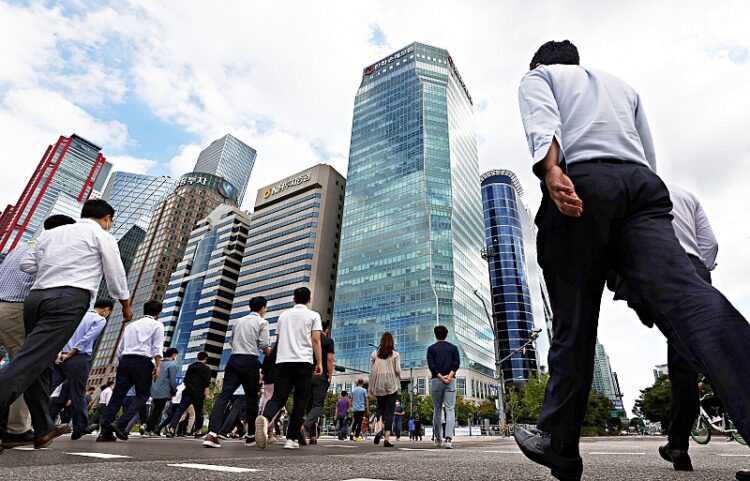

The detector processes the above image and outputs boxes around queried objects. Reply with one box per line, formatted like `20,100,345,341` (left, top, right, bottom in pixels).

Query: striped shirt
0,243,35,302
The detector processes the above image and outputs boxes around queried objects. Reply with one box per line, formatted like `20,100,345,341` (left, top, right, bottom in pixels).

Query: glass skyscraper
0,134,111,260
333,43,495,399
480,169,552,385
193,134,256,204
161,204,251,375
100,172,177,241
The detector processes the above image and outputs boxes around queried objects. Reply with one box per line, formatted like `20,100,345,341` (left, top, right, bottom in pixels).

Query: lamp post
474,287,506,433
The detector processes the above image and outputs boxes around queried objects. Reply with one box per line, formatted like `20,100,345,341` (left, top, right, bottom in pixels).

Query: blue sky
1,0,749,412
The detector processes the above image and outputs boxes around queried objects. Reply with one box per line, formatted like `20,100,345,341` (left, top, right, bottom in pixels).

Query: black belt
570,159,647,166
122,354,152,360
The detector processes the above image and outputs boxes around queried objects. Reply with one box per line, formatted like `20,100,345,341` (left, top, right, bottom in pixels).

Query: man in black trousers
0,200,132,452
513,40,750,481
167,351,212,437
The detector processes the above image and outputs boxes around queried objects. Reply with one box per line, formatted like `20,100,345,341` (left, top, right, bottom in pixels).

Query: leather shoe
658,443,693,471
514,427,583,481
298,426,308,446
34,424,70,449
1,430,35,448
111,423,129,441
737,470,750,481
96,432,117,442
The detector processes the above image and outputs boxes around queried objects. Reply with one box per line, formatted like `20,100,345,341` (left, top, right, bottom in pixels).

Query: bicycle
691,394,746,445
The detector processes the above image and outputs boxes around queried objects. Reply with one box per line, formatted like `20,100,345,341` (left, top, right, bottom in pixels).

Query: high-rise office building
193,134,256,204
161,204,251,375
0,134,111,260
33,192,83,233
100,172,176,241
592,339,620,402
222,164,345,368
89,135,254,385
332,43,494,400
480,169,553,385
95,225,147,301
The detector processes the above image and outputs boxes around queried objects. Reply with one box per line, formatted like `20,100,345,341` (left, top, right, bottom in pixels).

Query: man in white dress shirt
0,199,132,452
610,185,718,471
98,300,164,442
512,40,750,481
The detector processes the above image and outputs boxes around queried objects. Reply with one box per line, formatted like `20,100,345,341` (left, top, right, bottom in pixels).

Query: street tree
634,374,671,427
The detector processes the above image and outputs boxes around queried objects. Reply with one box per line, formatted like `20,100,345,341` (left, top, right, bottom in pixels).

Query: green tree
415,395,434,422
454,395,477,425
477,400,499,423
582,390,615,435
634,374,671,427
517,373,548,423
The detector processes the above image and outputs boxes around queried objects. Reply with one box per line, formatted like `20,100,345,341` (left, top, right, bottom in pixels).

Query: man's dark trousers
352,411,365,437
168,392,205,431
0,287,90,439
620,255,710,451
103,355,153,430
303,374,330,434
220,396,247,435
145,398,169,432
261,362,312,441
536,161,750,452
50,353,91,434
208,354,259,435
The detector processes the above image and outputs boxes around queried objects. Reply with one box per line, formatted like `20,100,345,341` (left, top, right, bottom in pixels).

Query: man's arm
634,94,657,171
695,202,718,270
311,330,323,376
168,363,177,393
326,352,334,383
258,321,270,353
98,234,133,321
67,317,106,359
19,241,39,275
426,346,437,378
151,325,165,381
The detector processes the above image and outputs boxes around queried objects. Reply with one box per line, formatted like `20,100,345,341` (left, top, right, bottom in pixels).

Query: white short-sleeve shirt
275,304,323,364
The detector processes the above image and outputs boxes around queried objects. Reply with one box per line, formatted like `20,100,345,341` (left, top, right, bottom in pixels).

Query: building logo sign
263,172,312,199
218,180,237,200
177,176,209,187
363,45,414,75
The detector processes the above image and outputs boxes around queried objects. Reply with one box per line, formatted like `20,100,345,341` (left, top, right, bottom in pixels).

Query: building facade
222,164,345,368
592,340,619,401
0,134,111,260
161,204,251,375
89,134,254,385
332,43,494,401
480,169,552,385
193,134,256,204
96,225,147,301
100,172,176,241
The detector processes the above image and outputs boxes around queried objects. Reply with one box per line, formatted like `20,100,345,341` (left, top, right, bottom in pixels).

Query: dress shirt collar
293,304,309,310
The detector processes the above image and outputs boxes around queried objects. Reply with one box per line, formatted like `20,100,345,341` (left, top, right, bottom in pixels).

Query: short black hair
143,299,163,317
94,298,115,310
197,351,209,361
322,321,330,332
43,214,76,230
87,386,95,392
249,296,267,312
106,381,114,387
293,286,311,305
434,325,448,341
165,347,178,358
100,384,109,390
530,40,579,70
341,390,348,397
81,199,115,220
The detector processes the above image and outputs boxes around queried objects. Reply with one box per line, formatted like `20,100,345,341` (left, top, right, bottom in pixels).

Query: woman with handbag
368,331,401,448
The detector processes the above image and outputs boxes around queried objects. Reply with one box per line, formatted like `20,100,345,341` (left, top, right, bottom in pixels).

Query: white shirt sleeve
116,333,125,359
312,312,323,332
518,68,563,167
151,323,165,358
259,320,270,352
694,202,718,270
19,241,40,275
97,232,129,300
634,94,657,171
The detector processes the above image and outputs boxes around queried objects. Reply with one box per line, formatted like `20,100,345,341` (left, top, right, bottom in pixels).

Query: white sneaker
435,438,442,448
255,416,269,449
444,439,453,449
283,439,300,450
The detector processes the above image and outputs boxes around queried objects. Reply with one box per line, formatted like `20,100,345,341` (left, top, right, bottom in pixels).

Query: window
456,377,466,396
417,377,426,395
345,382,352,393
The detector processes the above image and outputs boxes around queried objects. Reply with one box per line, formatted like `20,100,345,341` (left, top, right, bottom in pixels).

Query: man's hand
121,303,134,321
153,366,160,382
314,363,323,376
544,164,583,217
328,375,333,384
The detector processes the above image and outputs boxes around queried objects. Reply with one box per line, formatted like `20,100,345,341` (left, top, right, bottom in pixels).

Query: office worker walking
427,325,459,449
204,296,269,448
369,331,401,448
166,351,212,437
98,300,163,442
513,40,750,481
143,347,179,436
0,200,132,452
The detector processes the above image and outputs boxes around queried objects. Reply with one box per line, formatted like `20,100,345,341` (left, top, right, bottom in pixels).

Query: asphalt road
1,434,747,480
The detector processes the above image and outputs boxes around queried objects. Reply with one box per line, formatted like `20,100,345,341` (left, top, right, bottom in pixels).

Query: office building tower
0,134,111,260
332,43,494,400
160,204,251,375
33,192,83,233
222,164,345,368
100,172,177,241
653,364,669,380
592,339,620,402
480,169,553,385
88,135,254,385
96,225,147,301
193,134,256,204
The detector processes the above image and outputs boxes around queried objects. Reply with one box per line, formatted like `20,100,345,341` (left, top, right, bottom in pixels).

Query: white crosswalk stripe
588,452,645,455
65,452,132,459
168,463,258,473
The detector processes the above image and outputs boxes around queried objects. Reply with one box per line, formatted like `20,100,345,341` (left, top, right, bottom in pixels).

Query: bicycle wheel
729,421,747,446
691,417,711,445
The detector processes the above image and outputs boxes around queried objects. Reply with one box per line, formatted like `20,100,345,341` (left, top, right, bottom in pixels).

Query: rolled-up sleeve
98,233,129,300
518,68,563,166
19,242,40,275
258,320,270,352
151,324,165,358
695,203,718,270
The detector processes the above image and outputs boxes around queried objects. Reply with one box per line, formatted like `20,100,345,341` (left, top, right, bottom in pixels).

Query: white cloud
107,155,157,175
167,143,203,178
